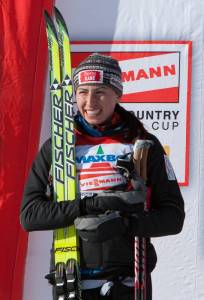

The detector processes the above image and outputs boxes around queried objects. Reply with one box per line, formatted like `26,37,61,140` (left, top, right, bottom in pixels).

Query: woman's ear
116,95,121,103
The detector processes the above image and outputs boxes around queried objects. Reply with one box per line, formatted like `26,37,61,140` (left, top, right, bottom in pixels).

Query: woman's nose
86,91,96,106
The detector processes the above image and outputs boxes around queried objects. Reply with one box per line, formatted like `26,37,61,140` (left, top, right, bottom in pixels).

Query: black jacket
20,106,185,275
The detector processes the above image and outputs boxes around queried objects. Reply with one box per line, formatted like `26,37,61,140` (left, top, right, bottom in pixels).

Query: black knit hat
73,53,123,96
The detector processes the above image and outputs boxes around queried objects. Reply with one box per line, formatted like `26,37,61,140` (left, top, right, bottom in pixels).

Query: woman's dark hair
116,104,147,142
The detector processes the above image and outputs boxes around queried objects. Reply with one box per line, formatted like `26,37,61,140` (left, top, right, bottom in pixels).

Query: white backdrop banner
72,41,192,185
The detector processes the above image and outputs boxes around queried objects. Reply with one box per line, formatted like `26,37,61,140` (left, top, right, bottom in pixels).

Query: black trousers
82,274,152,300
82,284,133,300
53,274,152,300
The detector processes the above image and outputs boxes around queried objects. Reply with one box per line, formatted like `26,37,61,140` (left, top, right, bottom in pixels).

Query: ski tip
44,10,54,29
44,10,58,40
54,6,69,35
44,10,51,22
54,6,61,18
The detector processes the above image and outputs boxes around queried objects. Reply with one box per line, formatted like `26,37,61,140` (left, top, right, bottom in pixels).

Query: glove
81,189,146,215
116,152,147,190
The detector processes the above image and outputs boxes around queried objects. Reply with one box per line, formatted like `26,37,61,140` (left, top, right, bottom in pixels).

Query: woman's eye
96,91,105,96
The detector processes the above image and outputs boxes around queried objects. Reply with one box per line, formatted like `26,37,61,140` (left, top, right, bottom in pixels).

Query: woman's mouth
85,109,101,117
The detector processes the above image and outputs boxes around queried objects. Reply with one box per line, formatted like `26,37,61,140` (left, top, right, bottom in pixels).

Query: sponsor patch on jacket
76,143,133,191
164,155,176,180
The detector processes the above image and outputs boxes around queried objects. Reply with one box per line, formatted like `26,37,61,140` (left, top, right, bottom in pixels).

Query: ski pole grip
133,139,153,182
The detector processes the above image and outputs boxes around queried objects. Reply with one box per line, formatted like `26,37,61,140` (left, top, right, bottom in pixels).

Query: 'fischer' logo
55,246,79,252
53,94,64,184
64,90,75,180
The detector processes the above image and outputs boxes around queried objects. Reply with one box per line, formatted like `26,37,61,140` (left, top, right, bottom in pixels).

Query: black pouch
74,211,127,242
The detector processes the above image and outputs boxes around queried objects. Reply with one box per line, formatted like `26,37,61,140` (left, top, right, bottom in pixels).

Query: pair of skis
44,8,81,300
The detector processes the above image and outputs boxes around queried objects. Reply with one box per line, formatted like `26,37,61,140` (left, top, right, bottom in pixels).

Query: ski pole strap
100,281,114,296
